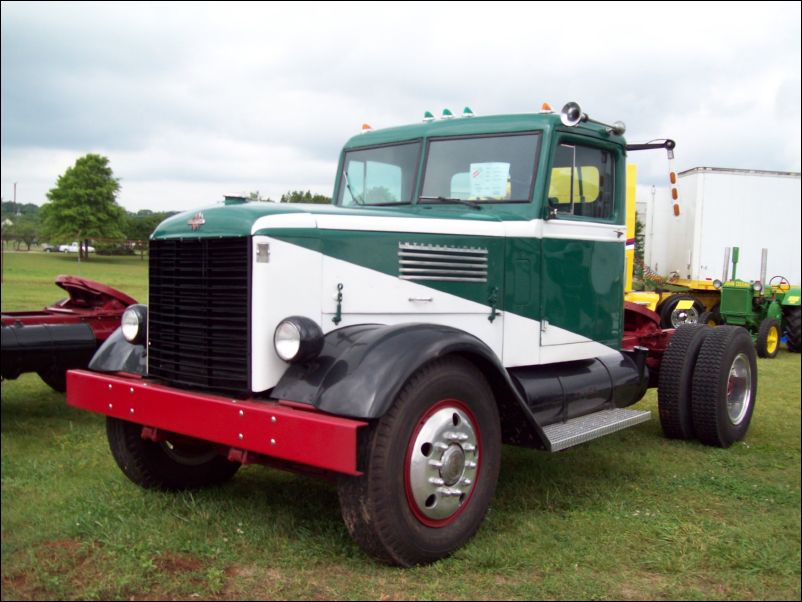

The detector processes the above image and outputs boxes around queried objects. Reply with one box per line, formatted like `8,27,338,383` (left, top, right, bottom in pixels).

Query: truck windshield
337,141,421,206
421,133,541,203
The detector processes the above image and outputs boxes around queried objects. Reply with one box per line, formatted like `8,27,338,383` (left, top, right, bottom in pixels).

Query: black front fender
271,323,525,421
88,327,147,375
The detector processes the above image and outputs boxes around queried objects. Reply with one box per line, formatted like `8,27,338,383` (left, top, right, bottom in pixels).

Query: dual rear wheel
658,325,757,447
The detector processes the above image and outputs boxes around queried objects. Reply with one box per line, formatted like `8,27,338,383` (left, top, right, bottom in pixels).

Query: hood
151,201,505,239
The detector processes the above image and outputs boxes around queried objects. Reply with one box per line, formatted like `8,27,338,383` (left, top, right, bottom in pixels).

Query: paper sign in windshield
469,162,510,199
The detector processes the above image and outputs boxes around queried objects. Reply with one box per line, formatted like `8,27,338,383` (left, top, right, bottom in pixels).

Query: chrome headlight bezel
121,304,148,345
273,316,324,363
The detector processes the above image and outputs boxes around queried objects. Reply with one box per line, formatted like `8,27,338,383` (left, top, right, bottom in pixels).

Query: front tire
756,318,781,358
337,357,501,566
106,417,240,490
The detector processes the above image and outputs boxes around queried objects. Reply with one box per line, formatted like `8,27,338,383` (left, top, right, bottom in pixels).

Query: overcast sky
2,1,800,213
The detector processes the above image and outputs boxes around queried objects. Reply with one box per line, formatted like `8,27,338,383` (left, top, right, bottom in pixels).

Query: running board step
542,408,651,452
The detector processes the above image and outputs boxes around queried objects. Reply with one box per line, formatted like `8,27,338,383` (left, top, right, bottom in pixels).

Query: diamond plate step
542,408,651,452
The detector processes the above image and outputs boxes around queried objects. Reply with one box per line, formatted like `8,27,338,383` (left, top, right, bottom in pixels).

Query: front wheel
337,357,501,566
756,318,781,358
106,417,240,490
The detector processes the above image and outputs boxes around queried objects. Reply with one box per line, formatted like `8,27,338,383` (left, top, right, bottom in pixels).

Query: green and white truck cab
67,103,758,566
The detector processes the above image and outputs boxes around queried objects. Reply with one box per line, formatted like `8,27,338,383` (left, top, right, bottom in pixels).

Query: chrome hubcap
440,445,466,486
408,405,479,521
726,353,752,425
672,306,699,327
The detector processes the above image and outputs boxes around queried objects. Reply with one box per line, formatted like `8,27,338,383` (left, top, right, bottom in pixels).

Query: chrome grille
148,237,250,393
398,242,488,282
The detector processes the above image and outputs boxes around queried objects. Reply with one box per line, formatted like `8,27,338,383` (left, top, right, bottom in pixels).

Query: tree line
1,154,331,259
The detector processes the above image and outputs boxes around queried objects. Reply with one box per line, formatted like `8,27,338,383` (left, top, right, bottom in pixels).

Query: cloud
2,1,800,211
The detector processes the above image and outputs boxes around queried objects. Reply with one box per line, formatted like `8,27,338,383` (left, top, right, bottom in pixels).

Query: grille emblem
187,212,206,231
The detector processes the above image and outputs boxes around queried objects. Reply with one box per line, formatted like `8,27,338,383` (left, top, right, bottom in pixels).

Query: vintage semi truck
66,103,758,566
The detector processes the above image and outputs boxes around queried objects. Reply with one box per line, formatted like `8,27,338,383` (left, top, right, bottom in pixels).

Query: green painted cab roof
343,112,625,149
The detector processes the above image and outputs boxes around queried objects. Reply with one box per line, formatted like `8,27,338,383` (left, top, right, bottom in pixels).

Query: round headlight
752,280,763,292
713,279,722,289
121,304,148,344
273,316,324,363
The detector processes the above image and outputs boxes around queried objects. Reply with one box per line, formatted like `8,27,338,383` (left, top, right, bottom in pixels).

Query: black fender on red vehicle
88,327,147,375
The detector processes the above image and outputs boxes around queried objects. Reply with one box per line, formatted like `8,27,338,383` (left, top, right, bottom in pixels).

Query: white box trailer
645,167,801,284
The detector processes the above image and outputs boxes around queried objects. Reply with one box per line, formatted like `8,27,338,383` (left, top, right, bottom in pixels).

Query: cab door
539,137,626,360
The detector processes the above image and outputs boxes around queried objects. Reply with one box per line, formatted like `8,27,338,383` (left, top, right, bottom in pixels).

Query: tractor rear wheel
784,306,801,352
756,318,781,358
690,327,757,448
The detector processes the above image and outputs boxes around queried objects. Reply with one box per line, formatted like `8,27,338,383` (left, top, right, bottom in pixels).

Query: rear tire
756,318,781,358
106,417,240,490
337,357,501,566
784,306,801,352
658,324,709,439
690,327,757,448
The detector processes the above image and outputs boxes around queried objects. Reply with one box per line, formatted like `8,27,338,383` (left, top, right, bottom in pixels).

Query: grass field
1,249,149,310
1,250,800,600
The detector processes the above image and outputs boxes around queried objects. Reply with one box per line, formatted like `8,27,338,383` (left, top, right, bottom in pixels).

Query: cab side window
548,144,614,220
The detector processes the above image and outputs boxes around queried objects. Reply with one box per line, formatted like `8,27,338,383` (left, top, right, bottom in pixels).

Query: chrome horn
560,101,626,136
560,101,587,127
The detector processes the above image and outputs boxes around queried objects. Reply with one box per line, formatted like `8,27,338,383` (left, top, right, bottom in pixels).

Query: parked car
60,242,96,253
40,243,59,253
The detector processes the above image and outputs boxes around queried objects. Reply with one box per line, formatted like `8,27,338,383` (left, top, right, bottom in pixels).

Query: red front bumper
66,370,367,475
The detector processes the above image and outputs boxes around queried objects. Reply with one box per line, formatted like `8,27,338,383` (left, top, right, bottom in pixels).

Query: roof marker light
423,111,435,122
462,106,475,118
361,123,372,133
540,102,553,113
442,108,454,119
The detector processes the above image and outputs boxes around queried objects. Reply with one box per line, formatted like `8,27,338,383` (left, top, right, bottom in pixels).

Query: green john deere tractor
700,247,801,358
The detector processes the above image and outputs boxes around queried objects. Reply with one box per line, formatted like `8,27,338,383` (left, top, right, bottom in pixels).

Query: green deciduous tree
40,154,125,260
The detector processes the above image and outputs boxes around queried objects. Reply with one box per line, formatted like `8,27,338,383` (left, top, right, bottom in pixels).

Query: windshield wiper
342,169,364,205
419,195,482,210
